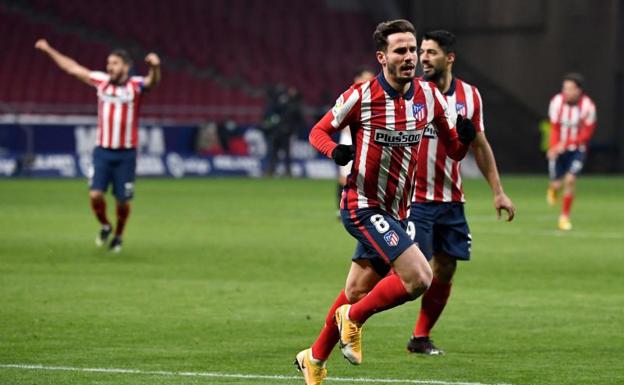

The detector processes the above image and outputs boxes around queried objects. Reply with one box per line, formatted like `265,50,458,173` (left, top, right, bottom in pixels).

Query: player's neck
436,72,453,94
384,72,412,95
110,74,129,85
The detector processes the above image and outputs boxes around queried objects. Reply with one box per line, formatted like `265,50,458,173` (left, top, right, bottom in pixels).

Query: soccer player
295,20,476,385
405,30,515,355
35,39,161,252
335,67,375,214
546,73,596,230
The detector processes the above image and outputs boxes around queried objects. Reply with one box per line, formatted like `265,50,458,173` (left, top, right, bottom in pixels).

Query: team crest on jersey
383,230,400,247
456,102,467,116
412,103,426,121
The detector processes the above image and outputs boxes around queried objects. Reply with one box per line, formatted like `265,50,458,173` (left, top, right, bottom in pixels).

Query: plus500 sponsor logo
374,129,422,147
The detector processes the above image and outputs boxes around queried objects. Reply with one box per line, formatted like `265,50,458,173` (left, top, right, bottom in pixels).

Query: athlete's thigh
349,241,392,278
567,150,585,176
112,150,137,201
433,203,472,261
341,208,414,264
90,147,112,192
390,242,431,288
407,203,438,261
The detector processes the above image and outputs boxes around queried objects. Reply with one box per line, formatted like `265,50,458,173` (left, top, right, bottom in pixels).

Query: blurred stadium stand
0,0,375,123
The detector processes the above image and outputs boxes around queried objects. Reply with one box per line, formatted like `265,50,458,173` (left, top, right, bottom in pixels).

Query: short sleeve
130,76,145,93
89,71,110,87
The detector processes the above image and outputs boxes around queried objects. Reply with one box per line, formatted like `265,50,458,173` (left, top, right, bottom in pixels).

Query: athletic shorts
549,150,585,180
408,202,472,261
89,146,137,201
341,207,414,277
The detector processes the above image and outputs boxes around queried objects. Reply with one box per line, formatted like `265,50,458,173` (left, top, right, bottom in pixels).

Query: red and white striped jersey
310,73,468,220
89,71,145,149
413,77,484,203
548,93,597,152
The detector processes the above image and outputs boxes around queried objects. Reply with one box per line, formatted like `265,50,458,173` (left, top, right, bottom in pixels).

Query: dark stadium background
1,0,622,175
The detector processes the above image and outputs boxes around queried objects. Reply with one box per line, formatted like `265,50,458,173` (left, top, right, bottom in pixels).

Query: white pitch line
0,363,516,385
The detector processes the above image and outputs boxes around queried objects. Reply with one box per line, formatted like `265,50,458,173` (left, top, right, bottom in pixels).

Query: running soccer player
546,73,596,230
295,20,476,385
335,67,375,215
35,39,161,252
405,30,515,355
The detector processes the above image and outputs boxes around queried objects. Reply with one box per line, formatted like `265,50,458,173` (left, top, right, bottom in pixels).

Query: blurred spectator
196,122,224,155
217,118,238,153
263,85,304,177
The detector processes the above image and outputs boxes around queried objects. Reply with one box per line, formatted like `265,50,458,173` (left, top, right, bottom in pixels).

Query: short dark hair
563,72,584,89
109,49,133,66
354,65,374,78
422,30,456,54
373,19,416,52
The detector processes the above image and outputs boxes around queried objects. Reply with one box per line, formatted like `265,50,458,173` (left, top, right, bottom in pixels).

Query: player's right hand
456,115,476,145
35,39,50,51
546,142,564,160
332,144,355,166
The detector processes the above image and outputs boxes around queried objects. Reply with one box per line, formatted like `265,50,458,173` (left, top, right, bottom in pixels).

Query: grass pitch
1,176,623,385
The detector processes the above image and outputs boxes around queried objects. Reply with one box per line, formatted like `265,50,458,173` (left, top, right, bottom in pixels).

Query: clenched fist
35,39,50,52
145,53,160,67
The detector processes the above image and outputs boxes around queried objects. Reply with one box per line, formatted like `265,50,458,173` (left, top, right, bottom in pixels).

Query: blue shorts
341,208,415,277
408,202,471,261
89,147,137,201
549,150,585,180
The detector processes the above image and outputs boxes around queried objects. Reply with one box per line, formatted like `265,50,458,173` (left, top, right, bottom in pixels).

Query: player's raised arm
35,39,91,86
143,52,161,90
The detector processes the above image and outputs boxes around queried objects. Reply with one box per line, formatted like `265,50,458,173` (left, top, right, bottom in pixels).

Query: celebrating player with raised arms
35,39,161,252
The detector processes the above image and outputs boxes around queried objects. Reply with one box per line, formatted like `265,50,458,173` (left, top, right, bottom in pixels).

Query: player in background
335,67,375,215
405,30,515,355
546,73,596,230
35,39,161,252
295,20,476,385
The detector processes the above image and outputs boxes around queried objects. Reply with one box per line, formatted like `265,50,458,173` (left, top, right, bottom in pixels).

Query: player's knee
345,284,368,303
89,190,104,200
403,265,432,298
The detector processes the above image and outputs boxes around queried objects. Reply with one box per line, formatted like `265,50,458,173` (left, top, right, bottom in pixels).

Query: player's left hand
145,53,160,67
456,115,476,145
494,192,515,221
332,144,355,166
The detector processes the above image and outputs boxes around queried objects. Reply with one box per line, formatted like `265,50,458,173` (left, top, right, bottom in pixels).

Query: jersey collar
444,76,457,96
377,72,415,100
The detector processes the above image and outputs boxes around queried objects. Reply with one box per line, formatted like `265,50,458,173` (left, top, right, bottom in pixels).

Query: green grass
1,176,623,385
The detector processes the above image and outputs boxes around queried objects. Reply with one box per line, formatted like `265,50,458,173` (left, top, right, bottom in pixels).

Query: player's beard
108,71,128,85
387,62,415,84
422,67,443,83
